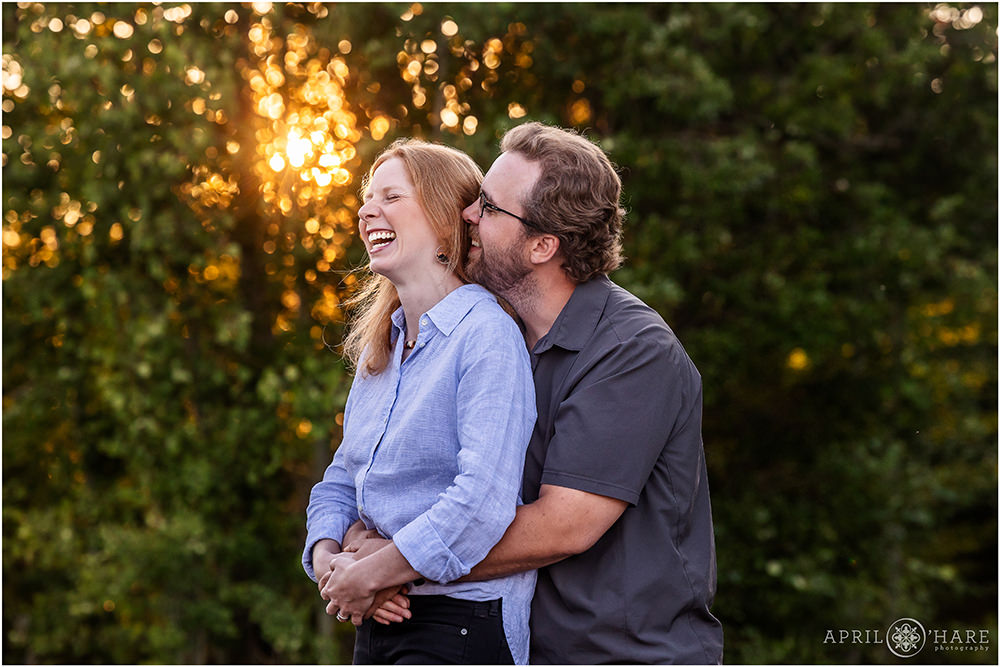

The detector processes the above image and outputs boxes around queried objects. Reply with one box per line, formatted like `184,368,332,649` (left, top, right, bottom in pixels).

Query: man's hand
342,519,380,551
367,585,411,624
345,533,392,559
342,519,393,560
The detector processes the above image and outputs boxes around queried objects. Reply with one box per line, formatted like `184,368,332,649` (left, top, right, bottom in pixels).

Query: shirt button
420,318,427,326
419,342,425,347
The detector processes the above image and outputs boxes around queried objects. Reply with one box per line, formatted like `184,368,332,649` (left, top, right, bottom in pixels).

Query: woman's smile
366,229,397,253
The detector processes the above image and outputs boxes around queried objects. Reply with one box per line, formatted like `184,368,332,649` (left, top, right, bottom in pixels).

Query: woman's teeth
471,239,481,248
368,230,396,247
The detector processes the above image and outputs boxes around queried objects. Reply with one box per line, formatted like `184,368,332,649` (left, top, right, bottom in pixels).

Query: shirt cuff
302,513,355,582
393,514,469,584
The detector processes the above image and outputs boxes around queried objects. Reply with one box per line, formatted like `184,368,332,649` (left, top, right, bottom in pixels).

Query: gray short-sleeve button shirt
524,275,723,664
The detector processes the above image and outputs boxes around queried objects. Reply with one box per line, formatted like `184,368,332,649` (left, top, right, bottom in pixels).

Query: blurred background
2,2,996,663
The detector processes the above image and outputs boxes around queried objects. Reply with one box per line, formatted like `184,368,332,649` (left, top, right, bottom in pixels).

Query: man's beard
467,239,532,299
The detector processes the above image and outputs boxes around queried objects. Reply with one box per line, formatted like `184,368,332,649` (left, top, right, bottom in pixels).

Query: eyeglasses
478,191,542,231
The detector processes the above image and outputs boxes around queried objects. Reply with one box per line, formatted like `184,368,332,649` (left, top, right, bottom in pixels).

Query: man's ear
527,234,561,265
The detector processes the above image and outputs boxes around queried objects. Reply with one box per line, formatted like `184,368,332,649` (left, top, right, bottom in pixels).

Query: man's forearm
461,501,577,582
462,484,629,582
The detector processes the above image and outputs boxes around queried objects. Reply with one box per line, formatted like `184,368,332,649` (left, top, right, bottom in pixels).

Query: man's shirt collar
534,274,612,354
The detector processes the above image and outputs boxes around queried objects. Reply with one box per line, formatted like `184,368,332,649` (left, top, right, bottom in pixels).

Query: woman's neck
395,268,464,345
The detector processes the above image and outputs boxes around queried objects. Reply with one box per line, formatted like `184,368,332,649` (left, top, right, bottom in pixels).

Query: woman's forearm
355,543,423,593
311,538,342,576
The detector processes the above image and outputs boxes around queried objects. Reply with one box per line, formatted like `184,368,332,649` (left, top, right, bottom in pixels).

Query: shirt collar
535,274,611,353
390,284,494,338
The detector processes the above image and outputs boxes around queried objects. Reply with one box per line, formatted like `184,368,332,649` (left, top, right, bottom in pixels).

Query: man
460,122,722,664
323,123,723,664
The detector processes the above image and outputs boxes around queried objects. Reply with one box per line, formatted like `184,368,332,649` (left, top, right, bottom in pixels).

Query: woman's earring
435,246,449,265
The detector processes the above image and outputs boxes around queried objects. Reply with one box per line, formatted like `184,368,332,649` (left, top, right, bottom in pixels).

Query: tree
4,2,996,663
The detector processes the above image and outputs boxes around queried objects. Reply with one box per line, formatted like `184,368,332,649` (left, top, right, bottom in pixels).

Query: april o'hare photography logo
886,618,926,659
825,616,991,658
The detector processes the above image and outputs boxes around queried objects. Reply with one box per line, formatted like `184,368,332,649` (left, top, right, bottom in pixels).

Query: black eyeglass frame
478,192,543,232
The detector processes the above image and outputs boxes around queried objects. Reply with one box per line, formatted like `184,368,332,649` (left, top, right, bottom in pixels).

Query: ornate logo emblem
886,618,927,658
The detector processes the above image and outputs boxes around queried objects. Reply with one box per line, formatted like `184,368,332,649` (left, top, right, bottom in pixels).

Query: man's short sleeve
540,330,699,505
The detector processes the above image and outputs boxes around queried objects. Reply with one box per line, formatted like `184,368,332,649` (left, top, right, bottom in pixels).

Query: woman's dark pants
352,595,514,665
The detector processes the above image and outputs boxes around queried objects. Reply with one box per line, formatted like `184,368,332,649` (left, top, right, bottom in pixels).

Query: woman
302,139,536,665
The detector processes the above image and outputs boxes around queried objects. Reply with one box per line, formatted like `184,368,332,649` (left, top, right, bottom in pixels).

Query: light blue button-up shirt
303,284,536,664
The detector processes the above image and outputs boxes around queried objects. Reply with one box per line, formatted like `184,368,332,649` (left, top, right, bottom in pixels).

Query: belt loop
489,599,500,617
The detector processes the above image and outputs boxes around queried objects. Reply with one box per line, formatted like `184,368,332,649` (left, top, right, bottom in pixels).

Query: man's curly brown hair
500,122,625,283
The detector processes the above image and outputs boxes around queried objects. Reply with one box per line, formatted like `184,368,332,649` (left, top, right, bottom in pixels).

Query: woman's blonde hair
342,139,483,376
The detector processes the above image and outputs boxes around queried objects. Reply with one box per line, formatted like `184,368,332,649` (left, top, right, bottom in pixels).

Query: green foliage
3,2,996,663
3,3,353,662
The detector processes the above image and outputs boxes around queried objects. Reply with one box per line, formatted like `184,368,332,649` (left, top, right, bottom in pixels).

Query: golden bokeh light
786,348,810,371
112,20,134,39
184,66,205,86
569,98,592,125
391,19,536,137
241,18,363,213
3,4,543,336
507,102,527,119
440,108,459,127
227,16,369,332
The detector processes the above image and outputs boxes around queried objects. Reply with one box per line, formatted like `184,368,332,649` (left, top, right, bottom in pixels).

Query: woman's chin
369,250,448,288
369,260,408,287
369,263,394,280
368,251,395,276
